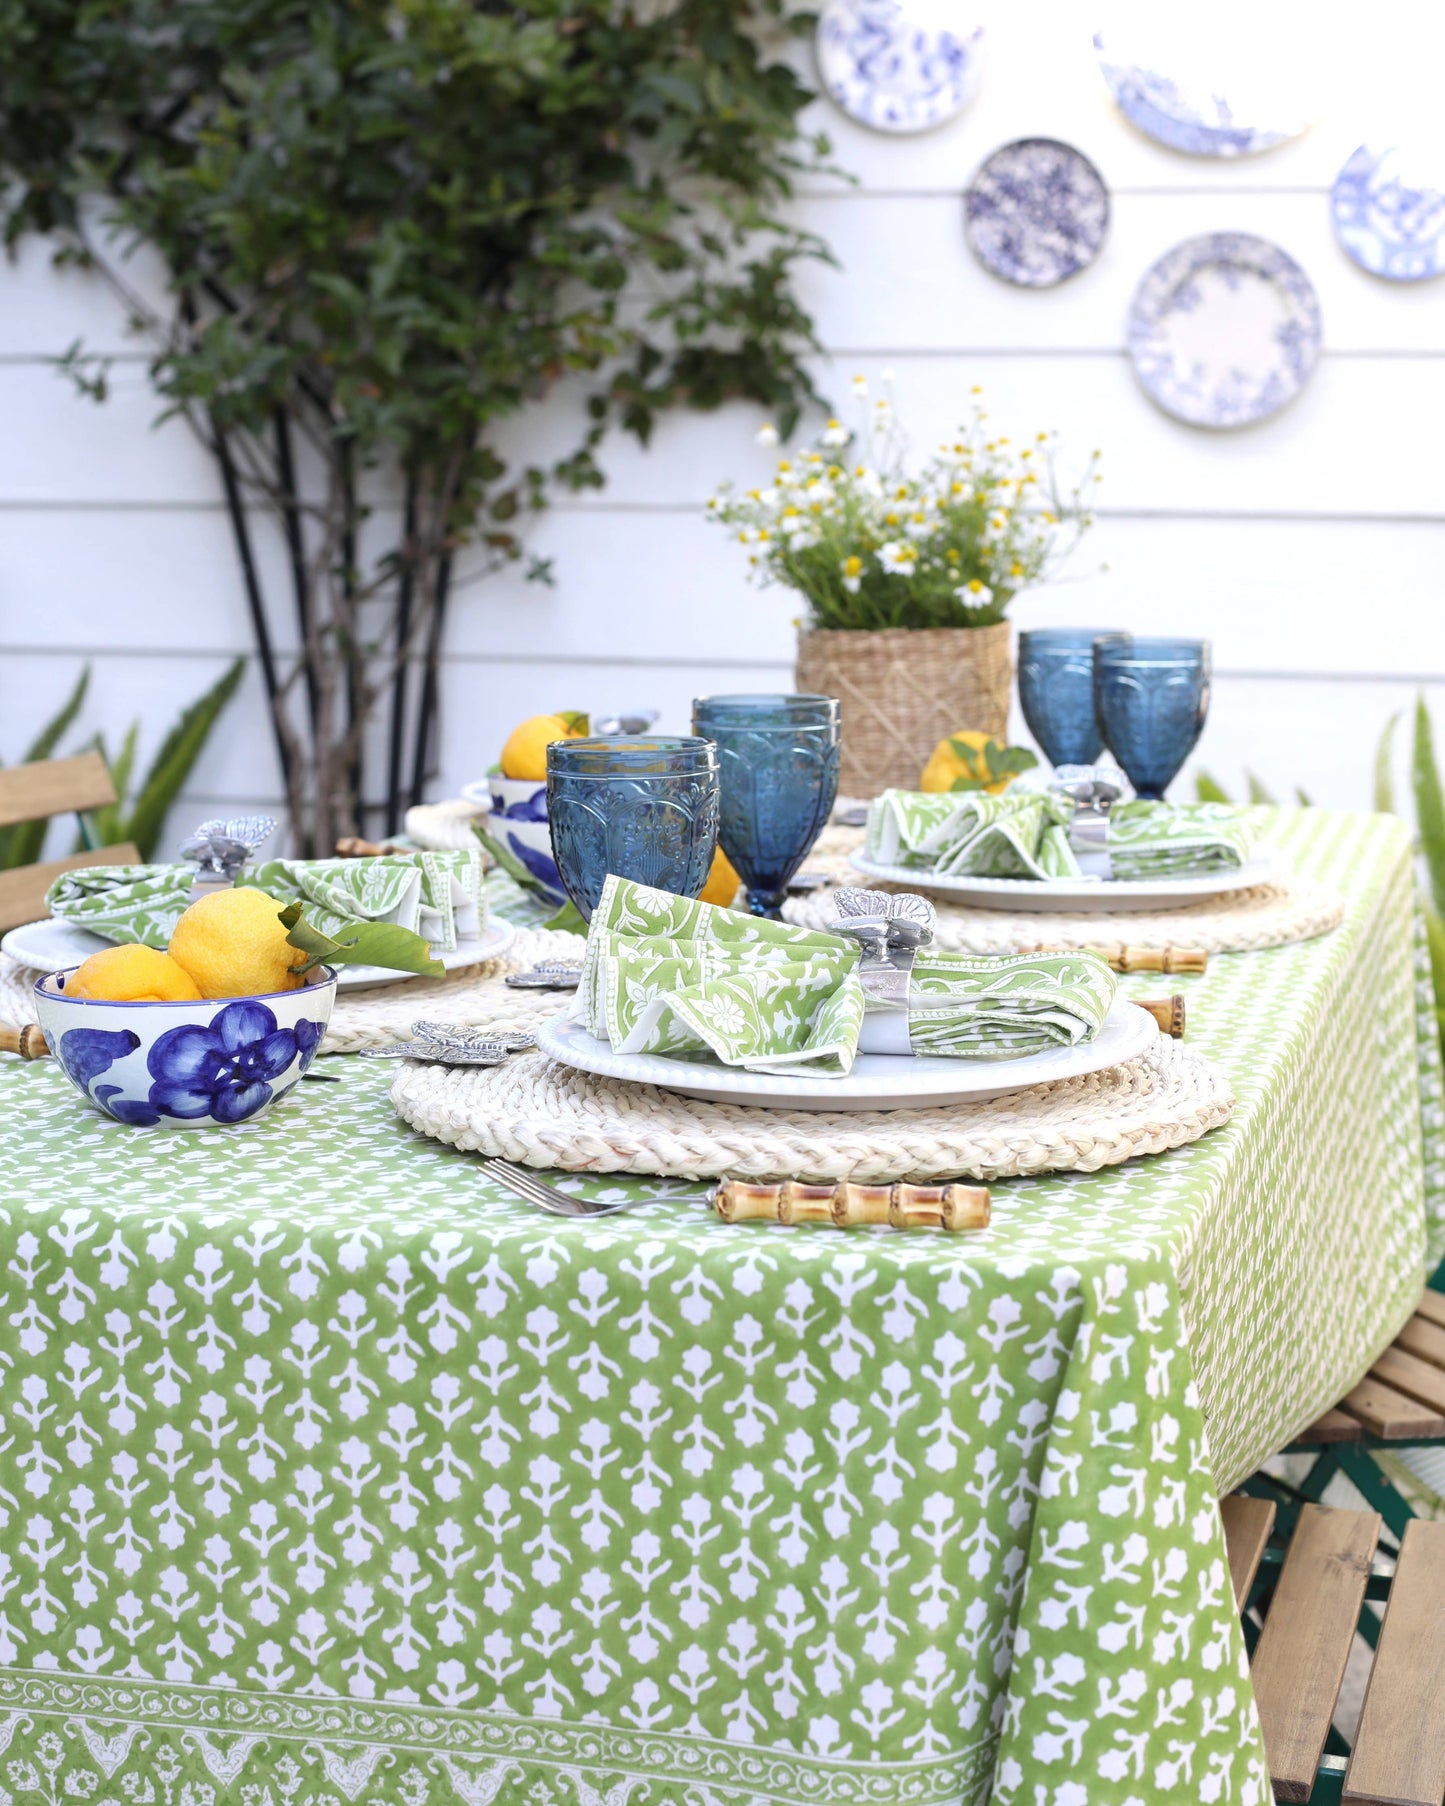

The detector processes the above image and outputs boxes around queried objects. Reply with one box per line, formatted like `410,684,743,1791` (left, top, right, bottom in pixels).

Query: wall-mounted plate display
1127,233,1323,428
964,138,1110,288
1093,21,1312,158
1332,145,1445,282
815,0,983,135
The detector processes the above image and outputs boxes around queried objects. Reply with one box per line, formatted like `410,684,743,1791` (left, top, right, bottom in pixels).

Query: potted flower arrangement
709,380,1098,796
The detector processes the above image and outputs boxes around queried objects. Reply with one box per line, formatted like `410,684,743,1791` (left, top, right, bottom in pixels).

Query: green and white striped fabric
581,875,1115,1071
46,849,486,953
865,788,1254,881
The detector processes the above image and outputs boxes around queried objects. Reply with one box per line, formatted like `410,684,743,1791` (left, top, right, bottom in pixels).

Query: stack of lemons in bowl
66,886,308,1002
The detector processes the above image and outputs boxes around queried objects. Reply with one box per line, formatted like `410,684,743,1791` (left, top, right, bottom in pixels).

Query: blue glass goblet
692,693,841,918
1093,636,1212,801
546,737,720,922
1017,627,1123,769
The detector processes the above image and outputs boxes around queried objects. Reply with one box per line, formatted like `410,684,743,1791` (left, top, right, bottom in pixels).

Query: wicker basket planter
795,622,1013,798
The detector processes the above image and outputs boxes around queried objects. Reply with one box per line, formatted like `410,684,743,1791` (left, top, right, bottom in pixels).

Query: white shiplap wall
2,1,1443,848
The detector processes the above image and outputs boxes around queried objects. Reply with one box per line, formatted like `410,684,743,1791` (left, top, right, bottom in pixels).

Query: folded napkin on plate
865,790,1253,882
46,849,486,953
867,789,1081,879
578,875,1115,1077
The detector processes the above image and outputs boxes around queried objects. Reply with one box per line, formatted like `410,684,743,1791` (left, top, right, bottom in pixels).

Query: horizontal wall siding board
791,189,1445,354
6,509,1442,679
494,351,1445,518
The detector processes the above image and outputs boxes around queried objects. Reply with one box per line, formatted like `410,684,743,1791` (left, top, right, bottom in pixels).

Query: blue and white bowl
485,775,568,906
34,966,337,1127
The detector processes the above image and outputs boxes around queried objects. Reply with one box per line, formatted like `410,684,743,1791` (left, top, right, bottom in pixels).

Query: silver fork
482,1157,692,1218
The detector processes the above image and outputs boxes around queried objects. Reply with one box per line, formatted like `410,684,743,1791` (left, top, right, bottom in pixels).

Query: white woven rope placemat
0,928,587,1055
390,1038,1235,1183
795,828,1345,956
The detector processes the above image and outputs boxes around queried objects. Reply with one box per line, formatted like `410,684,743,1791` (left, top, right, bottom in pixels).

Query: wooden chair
0,751,139,932
1258,1288,1445,1546
1222,1493,1445,1804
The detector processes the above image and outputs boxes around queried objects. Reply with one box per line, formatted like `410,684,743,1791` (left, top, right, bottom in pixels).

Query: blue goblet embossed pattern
1094,637,1211,801
1017,628,1123,770
546,738,720,923
693,694,841,918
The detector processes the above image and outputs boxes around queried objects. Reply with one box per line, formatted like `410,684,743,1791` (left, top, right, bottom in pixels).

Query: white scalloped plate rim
847,848,1290,912
536,998,1159,1113
1,914,515,991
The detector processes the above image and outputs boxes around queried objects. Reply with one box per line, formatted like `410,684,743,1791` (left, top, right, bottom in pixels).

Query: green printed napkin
865,789,1253,882
866,789,1083,879
906,947,1116,1058
1105,801,1254,878
47,849,486,953
579,875,1115,1076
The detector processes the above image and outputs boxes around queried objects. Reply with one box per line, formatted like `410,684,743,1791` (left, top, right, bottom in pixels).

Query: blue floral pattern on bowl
488,775,568,905
36,969,336,1128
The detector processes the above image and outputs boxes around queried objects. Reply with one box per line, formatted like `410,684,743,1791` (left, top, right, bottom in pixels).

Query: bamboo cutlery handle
0,1022,49,1060
714,1179,991,1232
1018,941,1208,975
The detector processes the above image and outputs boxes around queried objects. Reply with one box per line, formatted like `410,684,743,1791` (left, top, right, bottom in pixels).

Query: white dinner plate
1,914,514,991
848,848,1288,913
537,998,1158,1113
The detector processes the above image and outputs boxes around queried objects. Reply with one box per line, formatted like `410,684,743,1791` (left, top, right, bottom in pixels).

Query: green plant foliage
0,0,831,847
947,740,1039,794
1193,771,1230,804
1414,696,1445,922
1375,711,1399,815
122,659,246,860
279,901,443,979
0,665,91,869
1245,772,1276,806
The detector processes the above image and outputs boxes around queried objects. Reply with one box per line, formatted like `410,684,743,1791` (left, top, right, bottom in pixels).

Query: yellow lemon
698,845,742,908
167,886,307,1001
920,730,1017,796
66,944,203,1003
500,711,589,781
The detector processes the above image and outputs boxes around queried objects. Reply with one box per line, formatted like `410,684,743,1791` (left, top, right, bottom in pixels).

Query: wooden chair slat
0,751,116,830
1395,1312,1445,1370
1250,1502,1380,1804
1371,1346,1445,1417
1339,1374,1445,1441
1221,1494,1276,1610
0,844,140,934
1414,1289,1445,1332
1344,1519,1445,1806
1297,1406,1366,1445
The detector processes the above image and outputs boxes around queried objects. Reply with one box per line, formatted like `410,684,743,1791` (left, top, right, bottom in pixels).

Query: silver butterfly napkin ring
180,815,277,901
1050,765,1124,862
826,887,935,1009
505,961,583,991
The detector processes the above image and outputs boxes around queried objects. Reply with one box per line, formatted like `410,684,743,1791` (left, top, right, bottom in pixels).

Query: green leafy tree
0,0,828,850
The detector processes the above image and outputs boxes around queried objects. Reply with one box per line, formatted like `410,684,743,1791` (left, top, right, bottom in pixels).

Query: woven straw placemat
795,827,1344,955
0,928,586,1055
390,1037,1234,1183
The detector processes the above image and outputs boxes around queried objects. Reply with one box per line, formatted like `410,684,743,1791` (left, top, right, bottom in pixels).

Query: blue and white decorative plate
1093,24,1311,158
1127,233,1323,428
964,138,1110,288
1332,146,1445,282
815,0,983,135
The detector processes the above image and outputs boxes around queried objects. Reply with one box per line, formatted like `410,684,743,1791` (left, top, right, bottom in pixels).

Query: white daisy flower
755,423,780,448
956,579,994,607
840,556,864,594
850,374,869,397
820,417,850,447
984,510,1009,539
877,540,917,575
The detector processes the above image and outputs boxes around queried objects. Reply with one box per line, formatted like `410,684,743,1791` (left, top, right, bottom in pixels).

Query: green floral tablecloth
0,810,1438,1806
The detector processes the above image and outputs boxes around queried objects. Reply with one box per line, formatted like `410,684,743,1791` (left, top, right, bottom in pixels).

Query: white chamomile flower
820,417,850,448
956,578,994,607
878,540,917,575
984,510,1009,539
755,423,780,448
850,374,869,397
840,555,863,594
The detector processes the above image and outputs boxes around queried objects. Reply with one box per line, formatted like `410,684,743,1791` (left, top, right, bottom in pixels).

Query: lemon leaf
279,903,444,977
557,711,590,734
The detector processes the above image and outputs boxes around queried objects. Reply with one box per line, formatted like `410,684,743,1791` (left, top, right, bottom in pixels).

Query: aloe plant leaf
0,665,91,869
123,658,245,860
1413,695,1445,920
1245,771,1276,806
1375,711,1399,814
279,901,444,977
1194,772,1231,804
